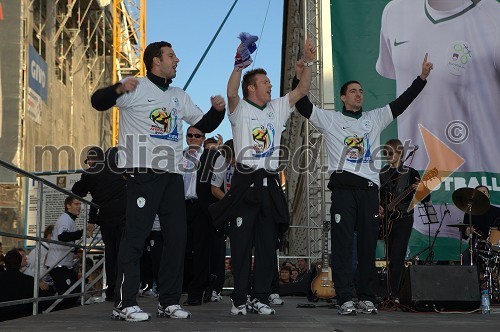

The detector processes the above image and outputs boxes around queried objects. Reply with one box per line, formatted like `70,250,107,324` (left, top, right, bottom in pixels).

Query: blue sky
146,0,284,146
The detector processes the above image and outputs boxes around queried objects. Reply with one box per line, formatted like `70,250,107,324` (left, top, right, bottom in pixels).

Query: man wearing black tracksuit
293,54,433,315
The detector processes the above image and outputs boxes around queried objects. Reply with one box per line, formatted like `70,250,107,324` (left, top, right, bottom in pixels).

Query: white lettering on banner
436,176,500,193
30,60,46,88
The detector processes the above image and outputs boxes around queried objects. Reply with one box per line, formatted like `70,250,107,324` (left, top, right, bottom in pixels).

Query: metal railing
0,159,106,317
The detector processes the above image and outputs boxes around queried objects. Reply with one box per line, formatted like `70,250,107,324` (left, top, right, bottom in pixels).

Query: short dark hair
5,249,22,270
384,138,404,156
242,68,267,99
44,224,55,238
203,137,217,149
84,146,104,164
143,41,172,72
475,185,490,194
340,80,362,97
64,196,77,212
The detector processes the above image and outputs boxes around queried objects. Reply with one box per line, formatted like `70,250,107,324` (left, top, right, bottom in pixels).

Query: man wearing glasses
182,126,220,306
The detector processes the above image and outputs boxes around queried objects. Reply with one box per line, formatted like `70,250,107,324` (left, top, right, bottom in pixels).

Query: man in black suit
183,126,220,305
72,146,126,302
0,250,35,321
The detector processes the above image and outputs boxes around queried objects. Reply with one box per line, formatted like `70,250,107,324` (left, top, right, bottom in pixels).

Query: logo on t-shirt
149,107,179,141
344,133,372,163
251,124,275,158
447,41,471,76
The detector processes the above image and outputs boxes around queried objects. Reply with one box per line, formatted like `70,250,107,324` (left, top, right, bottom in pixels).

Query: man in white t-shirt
217,37,315,316
376,0,500,175
46,196,84,310
91,41,225,321
294,54,433,315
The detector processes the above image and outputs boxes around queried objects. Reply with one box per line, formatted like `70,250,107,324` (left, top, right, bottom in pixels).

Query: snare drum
488,228,500,252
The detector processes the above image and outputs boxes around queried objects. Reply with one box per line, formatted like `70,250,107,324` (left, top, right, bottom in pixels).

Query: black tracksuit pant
115,171,186,308
229,188,278,307
330,187,379,306
184,199,211,300
386,215,413,297
100,219,124,299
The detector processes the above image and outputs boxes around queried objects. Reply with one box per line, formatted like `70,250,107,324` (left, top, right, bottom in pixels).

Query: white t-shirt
309,106,393,187
211,154,235,194
376,0,500,173
115,78,204,172
229,95,293,171
46,213,78,268
25,243,49,279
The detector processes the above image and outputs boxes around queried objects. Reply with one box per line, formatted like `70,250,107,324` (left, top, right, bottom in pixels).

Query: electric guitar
385,168,438,223
310,220,335,299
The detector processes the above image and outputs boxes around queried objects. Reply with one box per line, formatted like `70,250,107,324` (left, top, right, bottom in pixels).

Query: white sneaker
211,290,222,302
338,301,357,316
268,293,284,305
157,304,191,319
112,305,151,322
246,298,276,315
356,300,378,314
231,300,247,315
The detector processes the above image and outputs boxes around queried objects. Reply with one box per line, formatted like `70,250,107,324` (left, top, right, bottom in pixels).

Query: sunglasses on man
187,133,204,138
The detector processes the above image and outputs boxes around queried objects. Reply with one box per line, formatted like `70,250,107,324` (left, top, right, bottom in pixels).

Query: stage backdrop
331,0,500,261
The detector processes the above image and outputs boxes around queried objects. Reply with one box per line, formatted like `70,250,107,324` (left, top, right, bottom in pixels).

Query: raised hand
117,76,139,94
210,95,226,112
295,59,305,80
420,53,433,80
304,37,316,63
215,134,223,147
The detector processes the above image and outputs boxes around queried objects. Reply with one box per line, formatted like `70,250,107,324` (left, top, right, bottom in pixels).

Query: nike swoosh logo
148,99,156,102
394,40,409,47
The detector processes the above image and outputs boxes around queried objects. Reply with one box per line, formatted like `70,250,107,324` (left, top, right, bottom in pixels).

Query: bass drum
488,228,500,252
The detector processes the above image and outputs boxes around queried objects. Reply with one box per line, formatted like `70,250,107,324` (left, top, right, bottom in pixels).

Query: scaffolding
281,0,331,265
111,0,146,145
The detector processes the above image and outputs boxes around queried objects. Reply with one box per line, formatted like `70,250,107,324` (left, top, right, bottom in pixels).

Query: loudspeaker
400,265,480,311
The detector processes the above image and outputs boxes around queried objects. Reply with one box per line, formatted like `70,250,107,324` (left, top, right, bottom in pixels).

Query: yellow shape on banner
409,124,465,211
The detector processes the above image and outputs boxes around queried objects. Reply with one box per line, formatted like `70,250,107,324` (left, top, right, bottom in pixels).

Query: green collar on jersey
342,107,363,119
424,0,480,24
147,72,172,91
244,98,267,110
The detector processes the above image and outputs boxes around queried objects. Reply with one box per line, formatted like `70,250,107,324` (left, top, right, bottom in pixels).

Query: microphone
404,145,419,161
444,202,451,216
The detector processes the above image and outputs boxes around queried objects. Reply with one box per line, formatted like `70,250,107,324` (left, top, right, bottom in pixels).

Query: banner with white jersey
331,0,500,261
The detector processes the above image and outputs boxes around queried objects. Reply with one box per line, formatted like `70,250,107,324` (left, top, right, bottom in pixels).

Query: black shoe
203,291,211,303
183,298,202,306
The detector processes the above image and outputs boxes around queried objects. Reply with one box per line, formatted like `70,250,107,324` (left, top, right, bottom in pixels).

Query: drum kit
448,187,500,302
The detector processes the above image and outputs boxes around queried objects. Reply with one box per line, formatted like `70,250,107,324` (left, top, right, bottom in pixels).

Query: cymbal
452,187,490,215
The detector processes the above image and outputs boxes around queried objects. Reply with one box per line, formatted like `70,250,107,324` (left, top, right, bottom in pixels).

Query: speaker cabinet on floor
400,265,480,311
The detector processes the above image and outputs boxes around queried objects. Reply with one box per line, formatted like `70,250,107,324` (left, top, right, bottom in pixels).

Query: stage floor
1,296,498,331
